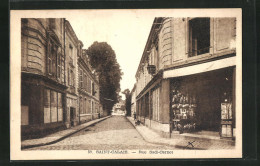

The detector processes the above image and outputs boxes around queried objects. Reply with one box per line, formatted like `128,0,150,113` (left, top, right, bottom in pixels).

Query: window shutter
215,18,236,51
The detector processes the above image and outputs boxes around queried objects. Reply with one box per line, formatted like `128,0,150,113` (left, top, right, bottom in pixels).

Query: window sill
187,52,211,61
79,114,92,117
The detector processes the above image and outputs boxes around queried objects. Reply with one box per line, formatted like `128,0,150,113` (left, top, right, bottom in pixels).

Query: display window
170,68,234,136
44,88,63,124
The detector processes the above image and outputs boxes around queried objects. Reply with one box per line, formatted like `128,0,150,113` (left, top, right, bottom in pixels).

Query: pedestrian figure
134,112,136,120
98,112,100,119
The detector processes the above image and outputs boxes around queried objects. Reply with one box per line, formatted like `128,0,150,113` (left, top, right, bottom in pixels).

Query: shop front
170,67,235,138
66,95,78,128
21,74,67,139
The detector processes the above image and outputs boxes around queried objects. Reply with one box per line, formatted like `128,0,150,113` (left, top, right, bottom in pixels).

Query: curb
21,116,111,150
125,117,233,150
125,117,178,148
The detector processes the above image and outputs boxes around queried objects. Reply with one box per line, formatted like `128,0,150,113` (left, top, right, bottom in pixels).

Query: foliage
87,42,123,114
122,89,131,116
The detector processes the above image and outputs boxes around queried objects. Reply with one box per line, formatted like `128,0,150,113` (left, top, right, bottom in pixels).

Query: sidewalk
127,117,235,150
21,116,111,150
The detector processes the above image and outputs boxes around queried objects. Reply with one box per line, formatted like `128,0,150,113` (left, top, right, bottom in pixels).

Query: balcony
147,65,156,75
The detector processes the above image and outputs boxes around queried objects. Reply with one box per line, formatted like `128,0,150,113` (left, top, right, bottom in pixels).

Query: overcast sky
66,10,155,99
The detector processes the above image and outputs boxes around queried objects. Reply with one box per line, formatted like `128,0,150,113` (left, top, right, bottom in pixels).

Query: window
69,45,73,64
188,18,210,57
84,98,87,114
57,92,63,121
68,68,74,87
87,77,91,93
88,100,91,114
44,88,63,123
47,44,52,74
71,70,74,86
57,53,61,79
47,41,62,80
79,69,83,88
152,87,160,121
92,82,95,96
50,91,58,122
51,46,57,77
84,73,87,90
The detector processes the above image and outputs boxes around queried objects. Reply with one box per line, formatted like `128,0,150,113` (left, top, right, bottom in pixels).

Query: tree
87,42,123,115
122,89,131,116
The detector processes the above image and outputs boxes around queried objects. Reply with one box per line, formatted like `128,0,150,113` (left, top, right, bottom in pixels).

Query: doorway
70,107,75,127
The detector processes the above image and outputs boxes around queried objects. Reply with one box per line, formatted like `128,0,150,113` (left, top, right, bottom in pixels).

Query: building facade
131,84,137,117
78,49,102,123
21,18,102,139
21,18,67,138
135,17,236,138
64,20,80,127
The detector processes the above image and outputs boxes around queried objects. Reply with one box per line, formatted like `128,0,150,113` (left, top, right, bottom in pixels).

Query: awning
163,56,236,79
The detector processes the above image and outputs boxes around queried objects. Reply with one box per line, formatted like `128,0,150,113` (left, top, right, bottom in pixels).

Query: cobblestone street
26,116,174,150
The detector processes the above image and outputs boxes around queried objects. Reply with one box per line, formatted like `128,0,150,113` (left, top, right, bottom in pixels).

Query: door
197,75,221,131
70,107,75,126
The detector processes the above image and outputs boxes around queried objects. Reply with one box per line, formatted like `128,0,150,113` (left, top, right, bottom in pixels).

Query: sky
65,10,155,99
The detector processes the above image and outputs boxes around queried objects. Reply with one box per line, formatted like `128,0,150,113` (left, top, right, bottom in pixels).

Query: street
26,116,174,150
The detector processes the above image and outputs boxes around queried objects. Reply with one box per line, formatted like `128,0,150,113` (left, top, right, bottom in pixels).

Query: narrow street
27,116,173,150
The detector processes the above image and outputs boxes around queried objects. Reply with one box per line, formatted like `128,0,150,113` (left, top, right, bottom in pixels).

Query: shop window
188,18,210,57
84,98,87,114
152,88,160,121
88,100,91,114
44,89,51,123
79,97,82,114
21,105,29,125
145,93,149,118
57,93,63,122
44,88,63,123
92,101,94,113
51,91,58,122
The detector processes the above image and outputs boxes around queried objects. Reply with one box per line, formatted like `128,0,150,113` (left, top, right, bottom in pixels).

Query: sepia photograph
10,9,242,160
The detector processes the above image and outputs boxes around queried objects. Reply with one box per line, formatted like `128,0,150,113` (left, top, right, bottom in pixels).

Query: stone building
130,84,137,117
78,49,102,123
21,18,103,138
64,20,80,128
112,99,126,116
21,18,67,138
135,17,236,139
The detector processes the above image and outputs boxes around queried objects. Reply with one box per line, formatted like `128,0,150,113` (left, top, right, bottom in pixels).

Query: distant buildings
112,99,126,116
21,18,102,139
133,17,236,139
78,49,102,123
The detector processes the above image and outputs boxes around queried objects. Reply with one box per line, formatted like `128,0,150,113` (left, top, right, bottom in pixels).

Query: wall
172,18,186,63
65,22,78,95
21,18,47,74
168,17,236,68
159,18,172,69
